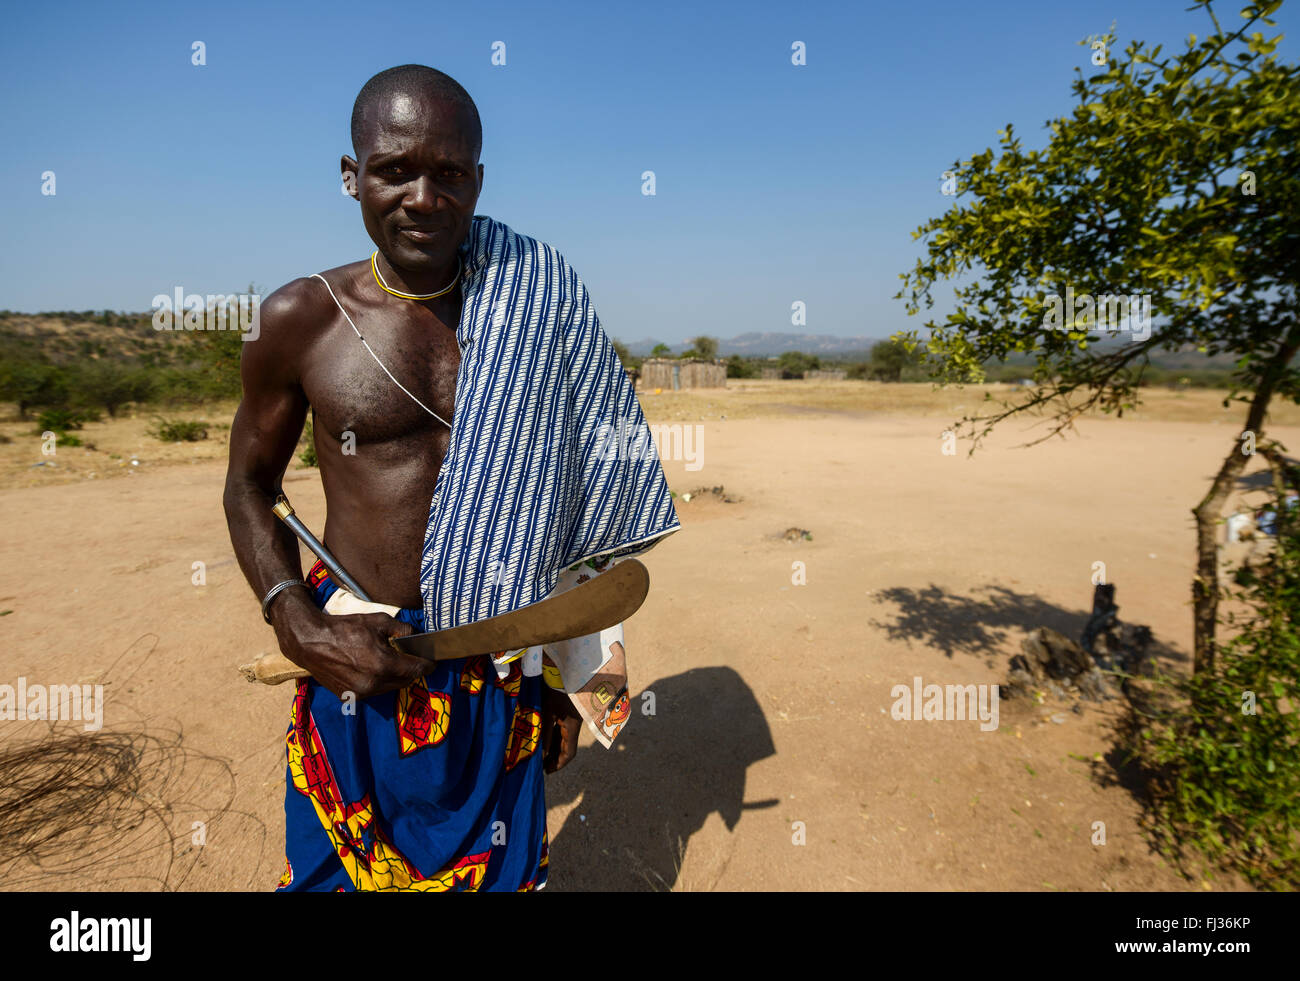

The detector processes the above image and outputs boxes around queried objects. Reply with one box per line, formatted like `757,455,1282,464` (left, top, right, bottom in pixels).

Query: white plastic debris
1226,512,1253,543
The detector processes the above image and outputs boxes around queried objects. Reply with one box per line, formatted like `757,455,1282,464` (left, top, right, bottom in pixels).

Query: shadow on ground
1232,454,1300,492
870,582,1188,667
544,666,776,891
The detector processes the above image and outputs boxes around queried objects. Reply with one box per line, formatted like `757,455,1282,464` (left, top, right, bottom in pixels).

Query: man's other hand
541,684,583,773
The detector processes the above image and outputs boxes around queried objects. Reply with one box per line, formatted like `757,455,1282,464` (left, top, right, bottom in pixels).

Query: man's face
343,90,483,274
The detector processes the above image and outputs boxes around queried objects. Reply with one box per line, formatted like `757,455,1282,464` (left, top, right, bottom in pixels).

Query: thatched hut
639,357,726,390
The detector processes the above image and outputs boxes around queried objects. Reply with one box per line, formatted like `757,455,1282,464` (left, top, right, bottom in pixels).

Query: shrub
71,361,156,418
1120,482,1300,889
689,336,719,359
777,350,819,377
0,357,70,418
868,339,914,382
149,417,209,442
36,408,91,432
726,355,756,379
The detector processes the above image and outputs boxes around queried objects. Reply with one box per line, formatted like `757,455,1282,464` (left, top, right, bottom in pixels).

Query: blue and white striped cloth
419,215,679,632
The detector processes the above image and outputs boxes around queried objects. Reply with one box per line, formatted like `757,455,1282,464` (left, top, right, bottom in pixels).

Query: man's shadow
545,666,776,891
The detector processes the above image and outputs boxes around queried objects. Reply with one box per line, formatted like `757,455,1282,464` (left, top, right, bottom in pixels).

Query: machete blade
390,559,650,662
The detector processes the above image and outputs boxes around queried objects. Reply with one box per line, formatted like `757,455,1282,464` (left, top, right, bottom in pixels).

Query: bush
777,350,819,377
1120,482,1300,889
689,336,719,360
71,361,156,418
868,339,915,382
36,408,92,432
298,416,317,468
0,356,70,418
612,339,634,369
149,417,209,442
726,355,756,379
187,316,246,400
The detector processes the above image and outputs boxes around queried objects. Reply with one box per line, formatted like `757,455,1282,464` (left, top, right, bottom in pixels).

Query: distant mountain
620,338,671,356
616,332,1246,371
620,332,883,358
723,333,879,357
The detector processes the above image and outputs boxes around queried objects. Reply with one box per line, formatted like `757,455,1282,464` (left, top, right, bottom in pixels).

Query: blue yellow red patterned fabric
276,560,549,892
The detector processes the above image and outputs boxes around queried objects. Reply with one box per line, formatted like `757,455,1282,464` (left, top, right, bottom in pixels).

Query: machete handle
239,636,427,685
239,652,310,685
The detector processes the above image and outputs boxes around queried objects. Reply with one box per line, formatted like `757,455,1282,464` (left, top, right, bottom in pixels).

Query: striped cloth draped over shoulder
419,215,680,631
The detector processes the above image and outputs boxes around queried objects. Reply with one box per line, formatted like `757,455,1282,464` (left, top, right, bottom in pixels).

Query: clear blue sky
1,0,1293,345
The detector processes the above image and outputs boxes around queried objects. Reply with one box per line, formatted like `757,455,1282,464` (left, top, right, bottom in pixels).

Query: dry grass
0,403,240,490
3,382,1296,490
637,379,1300,426
619,825,694,892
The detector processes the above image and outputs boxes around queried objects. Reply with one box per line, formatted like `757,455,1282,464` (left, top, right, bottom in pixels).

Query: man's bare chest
302,308,462,447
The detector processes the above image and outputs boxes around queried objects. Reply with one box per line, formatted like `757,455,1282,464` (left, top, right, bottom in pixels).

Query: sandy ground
0,381,1291,891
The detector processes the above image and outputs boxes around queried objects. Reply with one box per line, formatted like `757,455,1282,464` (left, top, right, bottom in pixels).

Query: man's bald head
350,65,482,160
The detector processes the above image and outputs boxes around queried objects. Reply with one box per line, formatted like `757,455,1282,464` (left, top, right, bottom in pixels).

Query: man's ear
341,155,360,200
477,162,485,194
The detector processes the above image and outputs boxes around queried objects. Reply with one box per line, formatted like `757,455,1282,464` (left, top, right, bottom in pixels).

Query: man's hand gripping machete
238,495,649,685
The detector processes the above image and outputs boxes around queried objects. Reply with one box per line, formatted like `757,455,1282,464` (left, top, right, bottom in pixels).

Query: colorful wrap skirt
276,560,549,892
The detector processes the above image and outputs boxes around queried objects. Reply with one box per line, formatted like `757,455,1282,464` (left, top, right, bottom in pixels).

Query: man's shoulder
257,261,365,341
470,215,577,280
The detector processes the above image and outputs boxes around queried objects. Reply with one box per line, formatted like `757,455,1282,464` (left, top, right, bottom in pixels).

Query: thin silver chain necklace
310,270,453,429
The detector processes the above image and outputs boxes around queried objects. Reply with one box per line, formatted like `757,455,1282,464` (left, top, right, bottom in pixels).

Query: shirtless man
223,66,597,892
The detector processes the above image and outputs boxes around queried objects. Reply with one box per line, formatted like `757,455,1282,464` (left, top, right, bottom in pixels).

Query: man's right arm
221,280,428,699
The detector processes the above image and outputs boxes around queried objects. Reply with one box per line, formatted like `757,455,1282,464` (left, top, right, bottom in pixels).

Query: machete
239,494,649,685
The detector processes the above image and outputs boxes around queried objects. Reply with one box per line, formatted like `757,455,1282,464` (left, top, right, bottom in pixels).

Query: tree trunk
1192,444,1255,675
1191,330,1300,674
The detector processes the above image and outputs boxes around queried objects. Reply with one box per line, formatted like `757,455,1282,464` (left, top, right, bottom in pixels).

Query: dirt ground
0,380,1291,891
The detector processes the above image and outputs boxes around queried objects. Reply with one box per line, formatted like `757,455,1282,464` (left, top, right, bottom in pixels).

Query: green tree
689,335,719,360
1126,468,1300,888
72,361,156,418
651,343,672,358
611,339,633,368
868,339,912,382
777,350,819,378
726,354,756,378
895,0,1298,674
298,415,318,468
0,355,66,418
195,282,261,400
